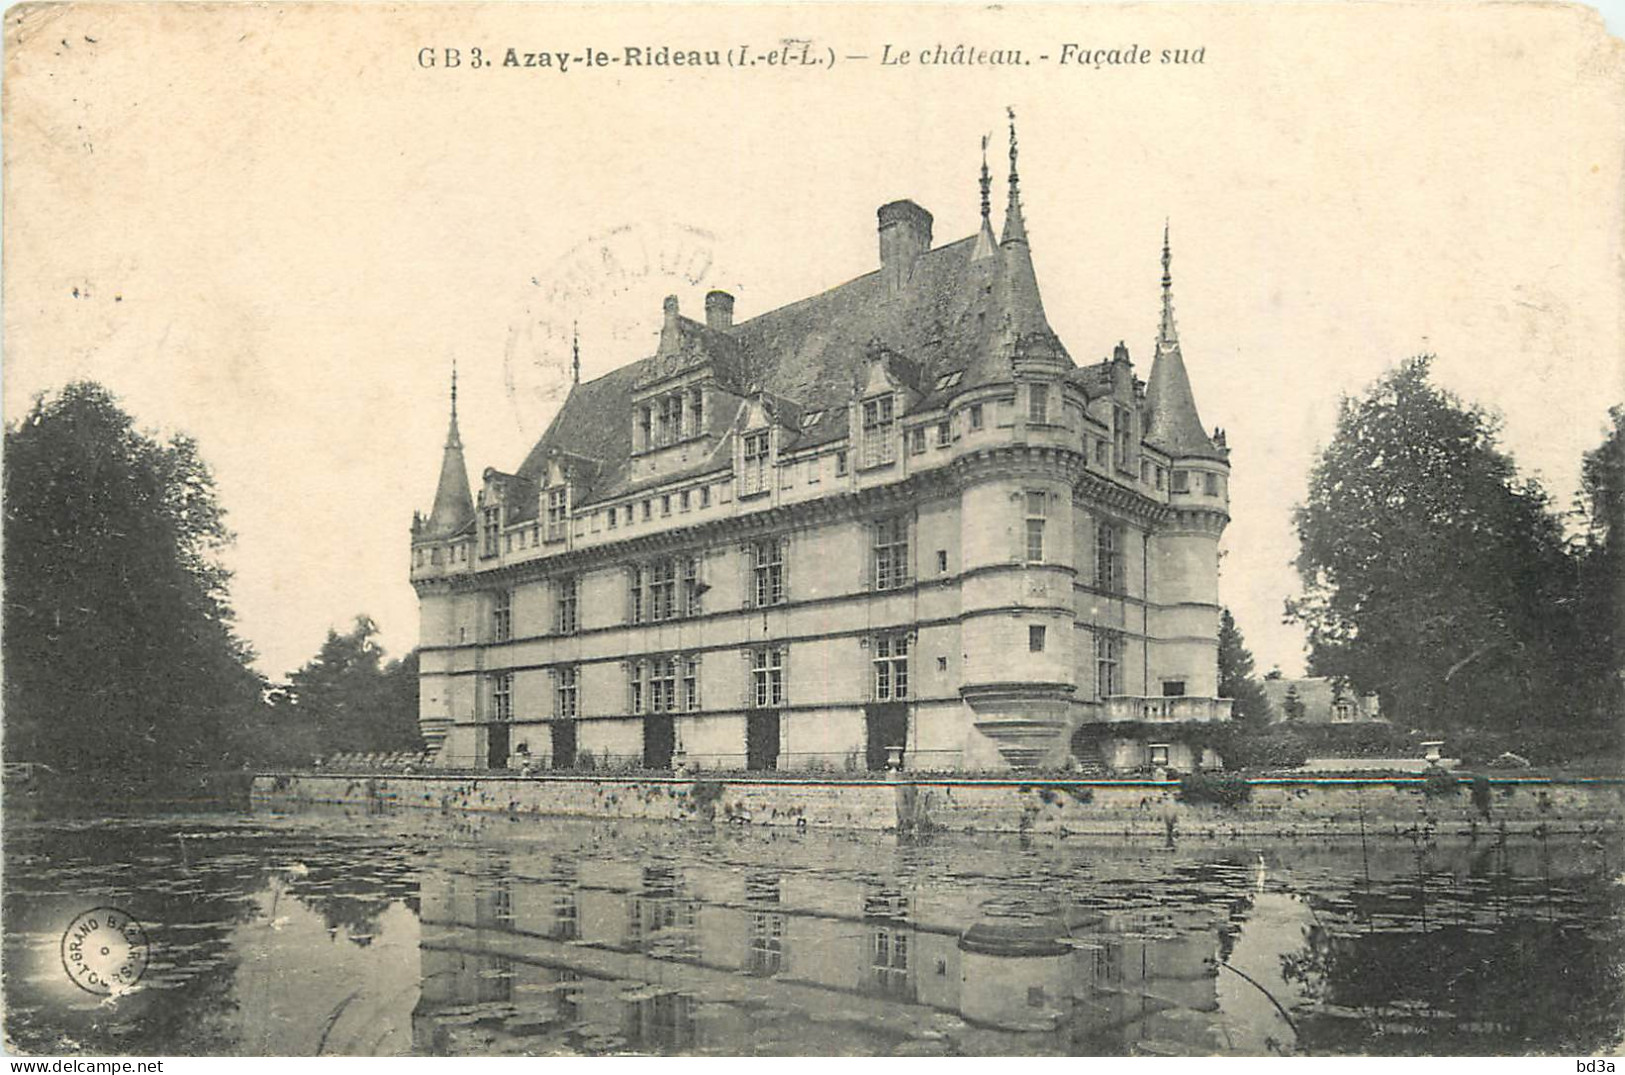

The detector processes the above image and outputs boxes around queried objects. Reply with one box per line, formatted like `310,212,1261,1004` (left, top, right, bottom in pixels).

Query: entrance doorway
643,713,675,770
864,703,908,771
486,722,510,770
746,711,780,771
551,720,577,770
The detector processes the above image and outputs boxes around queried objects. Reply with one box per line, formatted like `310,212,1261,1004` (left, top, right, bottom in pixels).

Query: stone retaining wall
251,772,1625,839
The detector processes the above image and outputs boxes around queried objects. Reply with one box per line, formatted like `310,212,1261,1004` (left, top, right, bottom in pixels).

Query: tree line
1248,358,1617,763
3,383,420,798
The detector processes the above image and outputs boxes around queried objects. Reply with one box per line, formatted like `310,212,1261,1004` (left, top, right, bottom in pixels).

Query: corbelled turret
424,363,476,537
1144,223,1224,460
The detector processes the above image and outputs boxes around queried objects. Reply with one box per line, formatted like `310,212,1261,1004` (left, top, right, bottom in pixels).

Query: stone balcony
1097,695,1233,724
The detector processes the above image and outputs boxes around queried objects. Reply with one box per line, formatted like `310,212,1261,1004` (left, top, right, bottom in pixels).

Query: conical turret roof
1144,225,1224,460
425,367,476,536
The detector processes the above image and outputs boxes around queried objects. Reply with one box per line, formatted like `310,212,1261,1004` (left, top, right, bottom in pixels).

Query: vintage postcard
3,0,1622,1061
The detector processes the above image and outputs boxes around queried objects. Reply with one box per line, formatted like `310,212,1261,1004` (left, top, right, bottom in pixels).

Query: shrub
1421,768,1460,797
1470,773,1493,818
1178,771,1252,807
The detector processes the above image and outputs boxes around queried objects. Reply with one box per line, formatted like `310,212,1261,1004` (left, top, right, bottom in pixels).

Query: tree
1217,608,1270,728
1282,684,1306,722
3,383,262,789
1570,406,1624,722
287,616,422,756
1287,357,1578,733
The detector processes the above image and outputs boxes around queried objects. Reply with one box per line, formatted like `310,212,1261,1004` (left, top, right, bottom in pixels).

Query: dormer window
801,410,824,429
934,370,964,391
481,506,500,558
1113,405,1134,472
689,387,704,435
741,430,770,496
861,396,896,468
545,487,568,542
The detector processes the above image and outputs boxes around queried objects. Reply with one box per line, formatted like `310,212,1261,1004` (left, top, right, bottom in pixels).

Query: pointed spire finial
1158,219,1179,351
979,133,992,223
1000,107,1028,245
571,321,581,385
445,358,463,449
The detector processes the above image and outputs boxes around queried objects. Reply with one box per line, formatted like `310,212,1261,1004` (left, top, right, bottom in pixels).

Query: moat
4,806,1621,1056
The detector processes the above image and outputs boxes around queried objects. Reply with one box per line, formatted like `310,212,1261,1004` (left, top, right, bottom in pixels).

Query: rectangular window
873,516,910,591
700,486,711,508
608,508,618,530
1028,383,1049,424
1024,491,1046,563
862,396,896,468
650,655,678,713
936,420,951,448
1095,520,1125,593
680,489,691,512
1140,460,1151,484
556,665,578,718
546,487,568,542
1029,625,1046,653
1204,472,1220,496
492,589,513,642
1094,439,1109,467
650,558,678,622
1155,466,1165,490
1171,469,1190,494
689,388,704,436
482,507,500,558
873,633,910,701
505,534,513,553
628,566,644,624
742,430,770,496
752,647,785,708
629,662,644,714
751,538,785,607
642,500,652,521
658,393,681,447
682,556,703,616
1095,631,1122,696
1113,405,1133,471
936,549,948,574
555,576,578,634
1161,679,1186,698
491,672,513,722
807,458,821,484
683,657,700,713
908,426,926,455
969,403,984,430
836,450,849,476
661,494,672,517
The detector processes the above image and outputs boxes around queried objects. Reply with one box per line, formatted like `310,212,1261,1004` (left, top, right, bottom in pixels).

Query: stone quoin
408,115,1234,774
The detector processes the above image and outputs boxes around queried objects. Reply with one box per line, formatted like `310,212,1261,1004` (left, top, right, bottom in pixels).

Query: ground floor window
752,647,785,708
1095,631,1122,697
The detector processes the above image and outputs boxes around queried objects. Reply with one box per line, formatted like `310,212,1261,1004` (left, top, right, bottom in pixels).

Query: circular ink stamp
60,906,149,995
501,220,735,441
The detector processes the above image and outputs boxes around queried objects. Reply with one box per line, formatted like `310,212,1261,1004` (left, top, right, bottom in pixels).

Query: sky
5,2,1622,682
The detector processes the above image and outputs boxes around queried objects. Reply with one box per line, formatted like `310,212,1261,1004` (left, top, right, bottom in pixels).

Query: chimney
704,289,734,331
877,200,933,292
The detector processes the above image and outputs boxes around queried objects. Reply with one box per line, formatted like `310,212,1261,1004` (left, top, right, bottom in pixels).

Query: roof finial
571,321,580,385
1158,219,1179,351
445,357,463,450
1000,106,1028,245
979,133,992,224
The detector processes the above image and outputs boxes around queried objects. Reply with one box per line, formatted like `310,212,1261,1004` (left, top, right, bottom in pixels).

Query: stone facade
409,125,1233,773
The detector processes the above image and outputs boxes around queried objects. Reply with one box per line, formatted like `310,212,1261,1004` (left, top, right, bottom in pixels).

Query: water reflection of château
410,849,1246,1055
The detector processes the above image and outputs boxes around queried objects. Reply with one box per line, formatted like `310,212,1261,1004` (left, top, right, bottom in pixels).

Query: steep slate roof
1143,226,1225,461
424,383,476,537
514,230,1046,505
